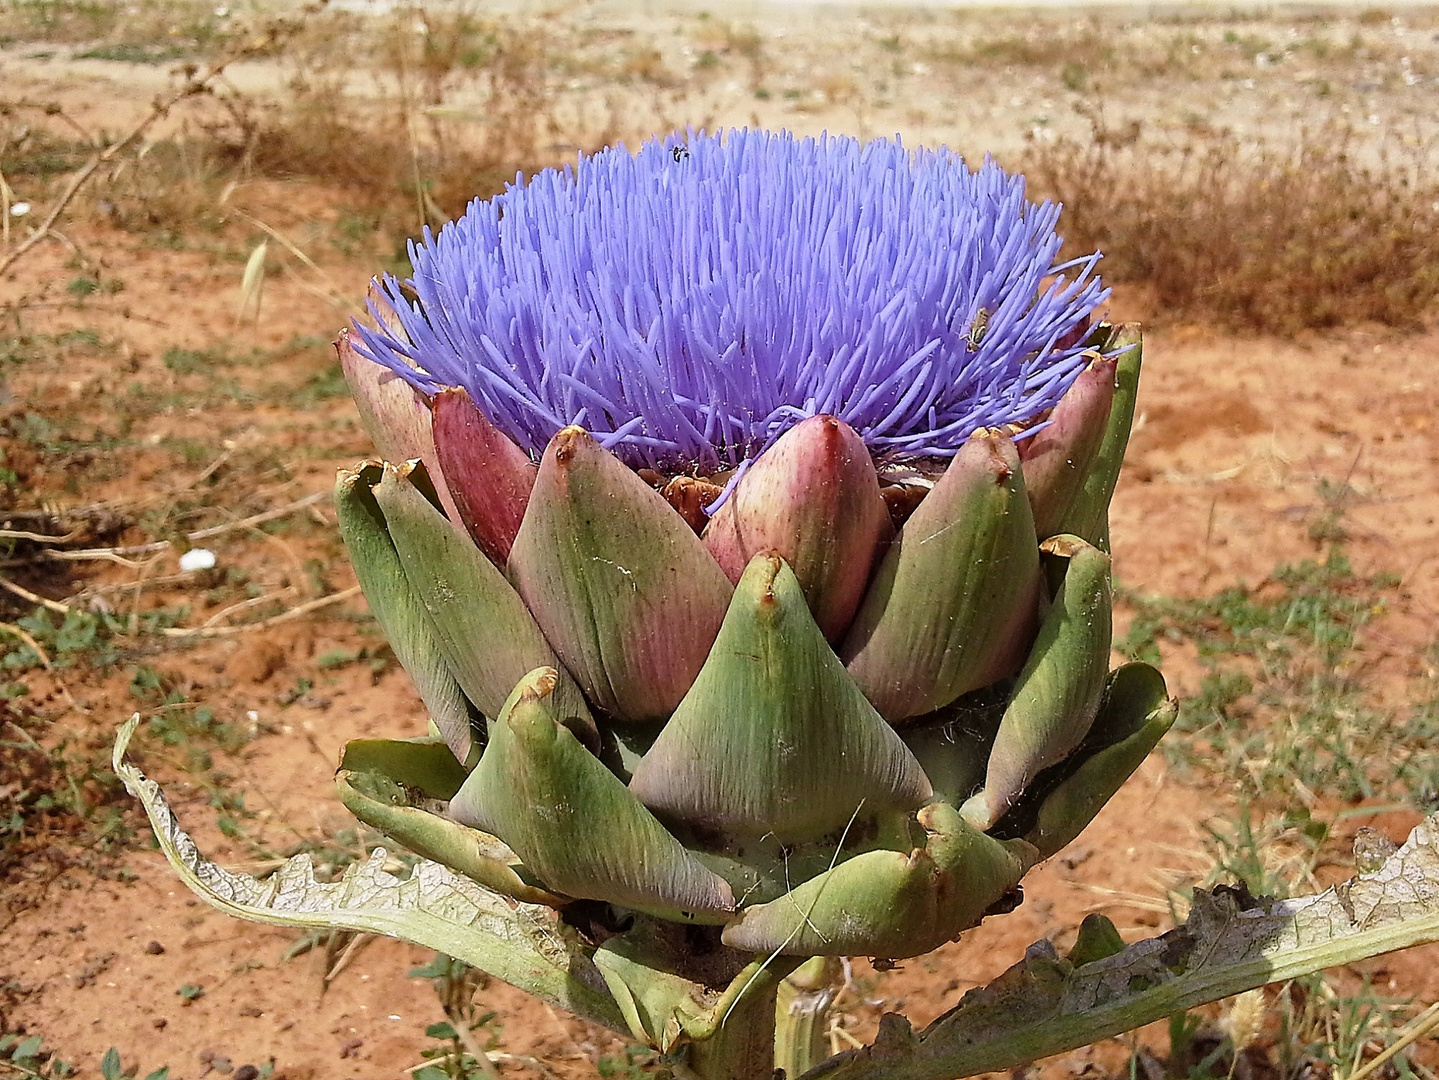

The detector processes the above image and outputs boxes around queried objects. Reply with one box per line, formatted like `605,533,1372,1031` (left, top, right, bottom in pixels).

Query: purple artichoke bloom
352,129,1108,474
332,127,1173,992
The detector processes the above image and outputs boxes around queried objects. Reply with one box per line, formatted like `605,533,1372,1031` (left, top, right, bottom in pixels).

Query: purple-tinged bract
355,129,1108,473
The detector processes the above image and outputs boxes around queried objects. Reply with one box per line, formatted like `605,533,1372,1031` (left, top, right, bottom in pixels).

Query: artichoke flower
331,131,1174,1054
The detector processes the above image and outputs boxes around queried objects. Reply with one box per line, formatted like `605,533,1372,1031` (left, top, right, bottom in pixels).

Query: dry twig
1,489,330,562
157,586,361,639
0,575,70,615
0,11,316,277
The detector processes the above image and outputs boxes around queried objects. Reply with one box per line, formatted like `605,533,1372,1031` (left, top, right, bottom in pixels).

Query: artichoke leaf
963,536,1113,831
508,427,733,724
721,802,1032,958
112,716,628,1036
629,553,932,845
450,668,736,922
703,415,893,642
429,386,537,566
336,737,567,907
373,461,595,741
1051,324,1143,551
842,429,1042,723
335,463,481,763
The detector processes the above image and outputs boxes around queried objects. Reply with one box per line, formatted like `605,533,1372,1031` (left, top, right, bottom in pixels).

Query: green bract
333,320,1173,987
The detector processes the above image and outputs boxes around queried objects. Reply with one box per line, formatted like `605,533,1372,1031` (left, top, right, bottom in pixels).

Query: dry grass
193,7,571,225
1024,117,1439,333
1,4,598,254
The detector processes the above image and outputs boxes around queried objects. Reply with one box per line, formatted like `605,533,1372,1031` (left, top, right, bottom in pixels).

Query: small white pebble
9,202,29,217
179,548,217,572
246,710,259,723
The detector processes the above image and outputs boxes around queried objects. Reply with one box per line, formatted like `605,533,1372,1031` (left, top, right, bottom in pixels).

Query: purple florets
355,129,1108,473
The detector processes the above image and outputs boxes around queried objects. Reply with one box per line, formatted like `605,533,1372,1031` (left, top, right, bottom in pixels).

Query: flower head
329,128,1169,977
355,129,1107,473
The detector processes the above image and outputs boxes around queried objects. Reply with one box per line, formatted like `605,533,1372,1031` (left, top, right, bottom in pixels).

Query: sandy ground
5,0,1439,167
3,3,1439,1078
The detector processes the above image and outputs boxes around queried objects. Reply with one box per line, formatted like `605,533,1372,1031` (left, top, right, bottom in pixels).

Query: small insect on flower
967,307,991,352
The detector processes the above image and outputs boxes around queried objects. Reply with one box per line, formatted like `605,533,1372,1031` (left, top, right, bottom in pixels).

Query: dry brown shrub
1024,118,1439,333
201,6,563,222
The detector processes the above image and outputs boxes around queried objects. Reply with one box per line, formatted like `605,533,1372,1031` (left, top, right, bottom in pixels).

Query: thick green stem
775,958,837,1078
682,958,793,1080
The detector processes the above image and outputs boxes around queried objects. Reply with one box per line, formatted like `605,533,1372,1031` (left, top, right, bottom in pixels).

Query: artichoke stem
774,957,838,1078
683,958,793,1080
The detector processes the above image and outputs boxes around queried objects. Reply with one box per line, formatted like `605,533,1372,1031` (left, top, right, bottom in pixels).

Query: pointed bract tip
743,551,787,609
338,459,383,486
551,426,592,464
517,667,559,701
1040,534,1094,559
756,550,784,576
968,427,1015,481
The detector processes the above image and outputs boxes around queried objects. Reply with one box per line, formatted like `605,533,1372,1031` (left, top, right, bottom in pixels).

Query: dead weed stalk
0,7,320,278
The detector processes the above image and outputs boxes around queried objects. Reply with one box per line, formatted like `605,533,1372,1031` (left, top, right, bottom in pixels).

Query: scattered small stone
212,1057,234,1075
145,941,166,955
338,1037,363,1059
152,1019,168,1031
226,638,288,684
238,1004,263,1018
234,1067,260,1080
